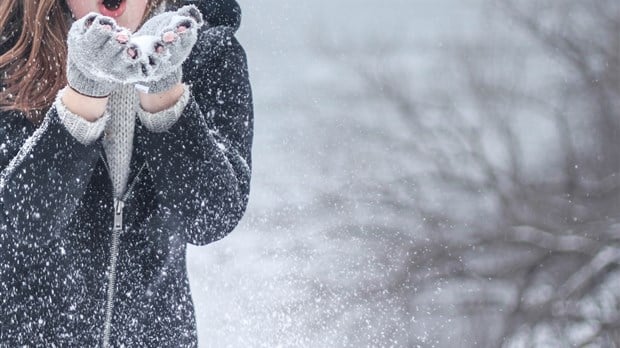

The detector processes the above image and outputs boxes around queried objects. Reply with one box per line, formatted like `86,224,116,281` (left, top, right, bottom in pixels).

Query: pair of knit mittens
67,5,204,97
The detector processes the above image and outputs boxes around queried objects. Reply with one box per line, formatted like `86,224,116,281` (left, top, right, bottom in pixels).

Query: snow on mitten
66,13,140,97
131,5,204,94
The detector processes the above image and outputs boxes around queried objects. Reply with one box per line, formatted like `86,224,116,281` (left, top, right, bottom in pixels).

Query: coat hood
175,0,242,32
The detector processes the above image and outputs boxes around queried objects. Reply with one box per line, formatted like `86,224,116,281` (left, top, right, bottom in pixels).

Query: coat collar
172,0,242,32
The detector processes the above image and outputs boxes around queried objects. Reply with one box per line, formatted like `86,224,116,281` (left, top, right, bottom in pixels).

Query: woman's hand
61,6,204,119
130,5,204,94
138,82,185,114
65,12,138,97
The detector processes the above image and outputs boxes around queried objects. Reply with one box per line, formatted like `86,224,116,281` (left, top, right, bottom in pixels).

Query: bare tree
303,0,620,346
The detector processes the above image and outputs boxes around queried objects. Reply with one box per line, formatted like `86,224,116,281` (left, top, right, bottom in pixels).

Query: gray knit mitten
66,13,139,97
131,5,204,94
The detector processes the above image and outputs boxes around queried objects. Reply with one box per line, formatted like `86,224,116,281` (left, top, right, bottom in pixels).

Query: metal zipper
101,198,122,348
99,151,147,348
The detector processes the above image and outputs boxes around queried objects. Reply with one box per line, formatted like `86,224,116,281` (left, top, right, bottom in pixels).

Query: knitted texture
135,67,183,94
132,5,204,93
66,13,137,97
137,83,190,132
56,87,110,145
102,84,138,199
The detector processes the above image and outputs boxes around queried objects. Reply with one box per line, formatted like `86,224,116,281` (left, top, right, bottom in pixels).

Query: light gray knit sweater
54,83,190,198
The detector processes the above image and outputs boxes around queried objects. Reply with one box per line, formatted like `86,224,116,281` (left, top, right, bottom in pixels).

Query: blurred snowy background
187,0,620,347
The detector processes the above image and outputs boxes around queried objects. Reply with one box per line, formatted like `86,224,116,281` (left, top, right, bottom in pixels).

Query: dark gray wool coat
0,0,253,346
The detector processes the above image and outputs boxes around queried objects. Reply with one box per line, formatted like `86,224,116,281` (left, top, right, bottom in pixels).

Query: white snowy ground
186,1,483,347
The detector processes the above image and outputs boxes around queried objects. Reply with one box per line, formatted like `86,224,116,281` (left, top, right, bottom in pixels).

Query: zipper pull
114,198,124,230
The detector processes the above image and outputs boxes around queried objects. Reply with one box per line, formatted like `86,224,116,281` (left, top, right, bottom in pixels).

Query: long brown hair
0,0,167,126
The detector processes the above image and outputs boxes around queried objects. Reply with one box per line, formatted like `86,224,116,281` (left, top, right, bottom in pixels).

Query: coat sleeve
0,107,104,245
135,25,254,246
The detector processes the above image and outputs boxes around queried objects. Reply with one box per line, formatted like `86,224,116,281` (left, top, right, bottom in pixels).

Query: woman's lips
98,0,127,18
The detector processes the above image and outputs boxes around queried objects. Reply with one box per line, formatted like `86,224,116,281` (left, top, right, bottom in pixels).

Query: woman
0,0,253,346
